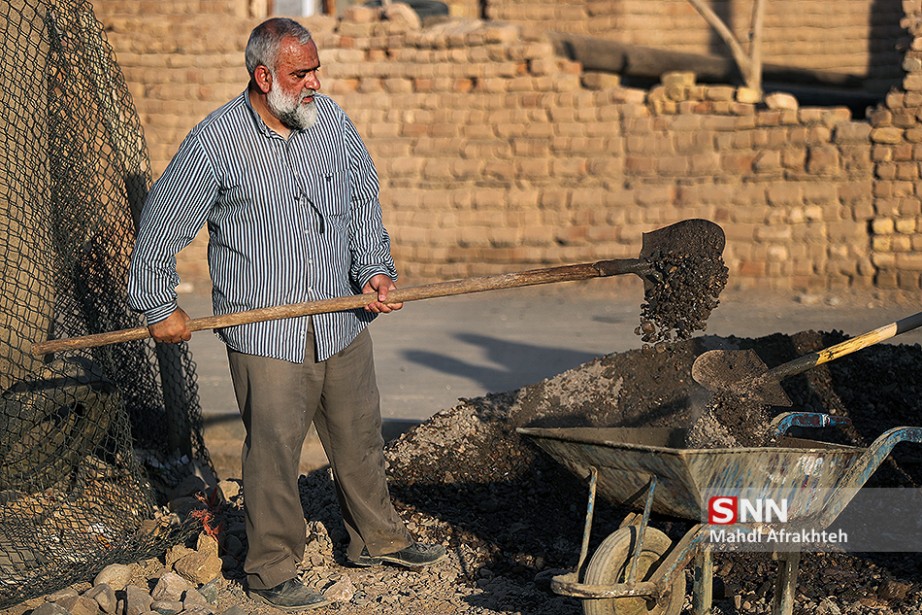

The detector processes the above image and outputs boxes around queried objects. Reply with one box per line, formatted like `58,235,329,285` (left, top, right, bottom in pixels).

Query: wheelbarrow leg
771,550,801,615
692,545,713,614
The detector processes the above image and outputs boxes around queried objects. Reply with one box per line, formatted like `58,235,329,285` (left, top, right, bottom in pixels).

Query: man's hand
148,307,193,344
362,274,403,314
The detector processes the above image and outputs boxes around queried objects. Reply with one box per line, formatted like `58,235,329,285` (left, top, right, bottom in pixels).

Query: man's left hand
362,274,404,313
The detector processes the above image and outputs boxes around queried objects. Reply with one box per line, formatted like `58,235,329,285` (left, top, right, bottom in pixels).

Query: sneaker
248,577,329,611
350,542,447,568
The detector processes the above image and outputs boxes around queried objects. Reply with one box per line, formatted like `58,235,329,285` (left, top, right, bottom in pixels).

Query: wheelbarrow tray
517,425,921,526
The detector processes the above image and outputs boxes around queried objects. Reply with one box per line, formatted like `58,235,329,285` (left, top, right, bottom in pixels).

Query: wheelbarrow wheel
583,526,685,615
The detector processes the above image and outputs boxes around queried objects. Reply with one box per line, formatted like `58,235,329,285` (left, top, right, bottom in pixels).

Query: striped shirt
127,92,397,363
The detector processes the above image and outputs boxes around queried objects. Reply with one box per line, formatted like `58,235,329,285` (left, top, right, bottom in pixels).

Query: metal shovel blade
641,218,726,258
692,310,922,408
638,218,726,291
691,348,792,406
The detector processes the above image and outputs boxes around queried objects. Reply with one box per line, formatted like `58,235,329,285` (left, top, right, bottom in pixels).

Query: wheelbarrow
517,412,922,615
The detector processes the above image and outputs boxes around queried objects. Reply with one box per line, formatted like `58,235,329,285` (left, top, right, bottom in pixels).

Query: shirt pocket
306,169,350,229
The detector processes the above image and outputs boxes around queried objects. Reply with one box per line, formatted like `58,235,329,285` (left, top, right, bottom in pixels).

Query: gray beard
267,85,319,130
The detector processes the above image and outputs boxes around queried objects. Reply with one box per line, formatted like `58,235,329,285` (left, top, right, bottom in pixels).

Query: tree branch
685,0,759,91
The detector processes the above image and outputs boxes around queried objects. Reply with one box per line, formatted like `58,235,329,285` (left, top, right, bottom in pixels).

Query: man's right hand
148,307,193,344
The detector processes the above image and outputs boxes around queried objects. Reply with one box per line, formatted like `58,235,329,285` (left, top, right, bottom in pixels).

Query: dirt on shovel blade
637,232,729,344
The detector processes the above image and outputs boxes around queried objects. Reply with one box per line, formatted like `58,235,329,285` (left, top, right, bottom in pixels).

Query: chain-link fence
0,0,210,606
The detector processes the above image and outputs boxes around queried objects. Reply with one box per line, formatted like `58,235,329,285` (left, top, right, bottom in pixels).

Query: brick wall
478,0,906,96
868,1,922,290
90,0,922,292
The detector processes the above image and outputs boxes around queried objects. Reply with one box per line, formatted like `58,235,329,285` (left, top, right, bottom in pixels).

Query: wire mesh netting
0,0,211,606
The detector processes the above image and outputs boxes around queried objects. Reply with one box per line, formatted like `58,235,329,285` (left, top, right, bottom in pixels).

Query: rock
84,584,117,614
661,71,695,89
124,585,153,615
165,545,196,570
219,607,246,615
150,600,183,615
383,2,421,29
173,551,223,585
150,572,194,603
56,595,100,615
878,579,912,601
93,564,133,591
182,588,212,612
795,293,823,306
31,603,70,615
47,588,80,602
217,479,240,501
343,5,378,23
196,533,219,558
736,86,762,104
137,558,165,578
323,577,356,603
197,579,221,604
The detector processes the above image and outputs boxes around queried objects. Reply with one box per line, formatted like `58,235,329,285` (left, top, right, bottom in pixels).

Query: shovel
32,218,726,356
691,309,922,406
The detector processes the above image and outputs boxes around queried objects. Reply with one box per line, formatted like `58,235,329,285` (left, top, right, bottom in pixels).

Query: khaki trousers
227,322,412,590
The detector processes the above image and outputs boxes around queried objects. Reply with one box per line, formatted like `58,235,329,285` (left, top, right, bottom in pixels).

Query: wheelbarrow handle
770,412,852,436
815,425,922,529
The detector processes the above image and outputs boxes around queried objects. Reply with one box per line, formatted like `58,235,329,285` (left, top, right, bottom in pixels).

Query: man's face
266,37,321,130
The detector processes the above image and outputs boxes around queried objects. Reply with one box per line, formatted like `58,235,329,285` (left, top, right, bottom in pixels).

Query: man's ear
254,65,273,94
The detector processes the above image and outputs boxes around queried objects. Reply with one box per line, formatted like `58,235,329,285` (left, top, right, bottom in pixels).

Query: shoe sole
349,556,383,568
350,551,448,569
248,591,330,611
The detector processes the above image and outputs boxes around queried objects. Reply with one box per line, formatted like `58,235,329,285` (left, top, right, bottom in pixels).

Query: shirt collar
244,90,290,140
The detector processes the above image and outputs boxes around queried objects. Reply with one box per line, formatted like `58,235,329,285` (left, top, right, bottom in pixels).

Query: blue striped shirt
127,92,397,363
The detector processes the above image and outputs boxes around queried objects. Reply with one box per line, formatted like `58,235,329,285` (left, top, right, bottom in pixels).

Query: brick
896,218,918,233
483,160,516,180
581,72,621,90
806,145,840,175
767,183,803,205
753,150,782,172
871,127,905,143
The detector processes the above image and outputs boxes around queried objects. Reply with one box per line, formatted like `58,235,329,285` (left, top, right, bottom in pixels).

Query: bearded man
128,17,445,611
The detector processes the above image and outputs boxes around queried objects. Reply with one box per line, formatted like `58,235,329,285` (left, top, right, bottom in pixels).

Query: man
128,17,445,611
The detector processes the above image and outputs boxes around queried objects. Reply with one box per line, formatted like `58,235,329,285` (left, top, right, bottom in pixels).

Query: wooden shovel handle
32,258,650,356
755,309,922,385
